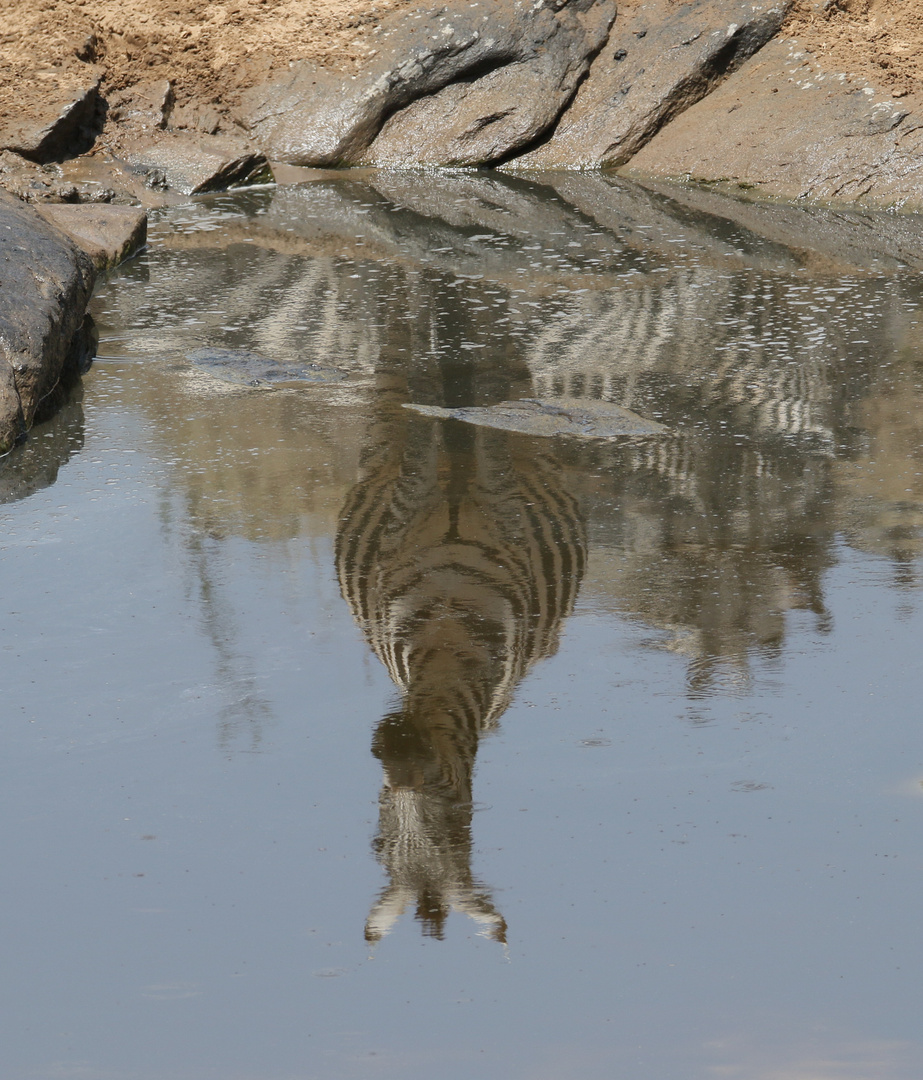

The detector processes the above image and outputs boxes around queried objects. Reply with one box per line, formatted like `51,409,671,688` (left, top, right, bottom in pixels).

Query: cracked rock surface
506,0,790,170
238,0,616,167
362,0,614,167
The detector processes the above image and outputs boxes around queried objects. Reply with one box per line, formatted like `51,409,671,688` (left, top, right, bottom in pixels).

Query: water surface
2,172,923,1080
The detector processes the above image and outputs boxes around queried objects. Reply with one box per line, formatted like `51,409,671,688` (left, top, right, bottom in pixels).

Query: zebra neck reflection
337,413,586,944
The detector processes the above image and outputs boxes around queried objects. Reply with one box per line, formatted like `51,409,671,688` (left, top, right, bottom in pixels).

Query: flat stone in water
403,397,669,438
185,347,348,388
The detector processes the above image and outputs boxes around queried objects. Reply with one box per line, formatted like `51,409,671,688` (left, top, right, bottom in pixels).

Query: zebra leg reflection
337,415,586,944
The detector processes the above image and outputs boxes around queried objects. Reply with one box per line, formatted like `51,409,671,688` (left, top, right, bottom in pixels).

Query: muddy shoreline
2,0,922,449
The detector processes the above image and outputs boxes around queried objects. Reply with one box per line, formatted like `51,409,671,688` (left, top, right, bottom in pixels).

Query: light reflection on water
1,172,923,1079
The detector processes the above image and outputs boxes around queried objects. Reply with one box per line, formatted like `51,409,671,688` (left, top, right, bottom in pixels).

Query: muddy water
3,172,923,1080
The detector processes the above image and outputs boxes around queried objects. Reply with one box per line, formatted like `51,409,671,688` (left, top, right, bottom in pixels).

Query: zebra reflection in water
337,409,586,944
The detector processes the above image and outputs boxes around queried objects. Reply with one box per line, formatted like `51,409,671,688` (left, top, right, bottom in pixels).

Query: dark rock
624,38,923,209
505,0,790,169
33,203,147,272
362,1,614,167
0,70,105,164
0,190,96,453
237,0,616,167
118,131,273,195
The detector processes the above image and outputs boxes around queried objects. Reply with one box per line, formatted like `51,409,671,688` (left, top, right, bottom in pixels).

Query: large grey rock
33,203,147,272
119,131,273,196
506,0,790,169
362,1,614,167
0,70,105,164
0,190,96,453
237,0,616,167
624,37,923,209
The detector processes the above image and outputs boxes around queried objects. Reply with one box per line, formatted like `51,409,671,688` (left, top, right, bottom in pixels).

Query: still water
3,171,923,1080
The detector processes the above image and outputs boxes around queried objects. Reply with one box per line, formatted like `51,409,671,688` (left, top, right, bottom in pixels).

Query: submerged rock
404,398,669,439
237,0,616,167
507,0,790,170
183,348,349,389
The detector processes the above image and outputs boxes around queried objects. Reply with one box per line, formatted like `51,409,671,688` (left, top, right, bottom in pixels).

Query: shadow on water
81,168,923,941
0,384,84,505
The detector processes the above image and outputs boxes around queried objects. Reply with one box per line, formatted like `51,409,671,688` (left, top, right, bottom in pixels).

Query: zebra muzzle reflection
337,412,586,945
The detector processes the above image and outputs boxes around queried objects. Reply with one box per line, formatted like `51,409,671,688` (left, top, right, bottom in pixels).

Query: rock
0,361,21,454
182,348,349,388
623,37,923,209
0,150,122,205
108,80,175,131
237,0,617,167
33,203,147,272
118,131,273,196
404,398,669,439
0,190,96,453
0,150,79,203
506,0,790,169
170,104,223,137
0,69,104,164
362,1,614,167
55,154,164,207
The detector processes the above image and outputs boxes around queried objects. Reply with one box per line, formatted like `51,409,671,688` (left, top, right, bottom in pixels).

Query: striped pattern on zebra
336,409,586,943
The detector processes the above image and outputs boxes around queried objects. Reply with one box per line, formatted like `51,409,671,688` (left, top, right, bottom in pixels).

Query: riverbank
2,1,922,203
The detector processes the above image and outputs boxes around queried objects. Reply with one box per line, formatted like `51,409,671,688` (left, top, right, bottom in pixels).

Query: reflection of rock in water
93,174,923,706
0,385,84,504
337,408,586,943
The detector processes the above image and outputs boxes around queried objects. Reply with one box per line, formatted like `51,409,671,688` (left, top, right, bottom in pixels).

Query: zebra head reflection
337,409,586,944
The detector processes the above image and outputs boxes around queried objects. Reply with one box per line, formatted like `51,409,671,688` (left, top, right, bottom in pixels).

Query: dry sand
784,0,923,98
0,0,414,127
